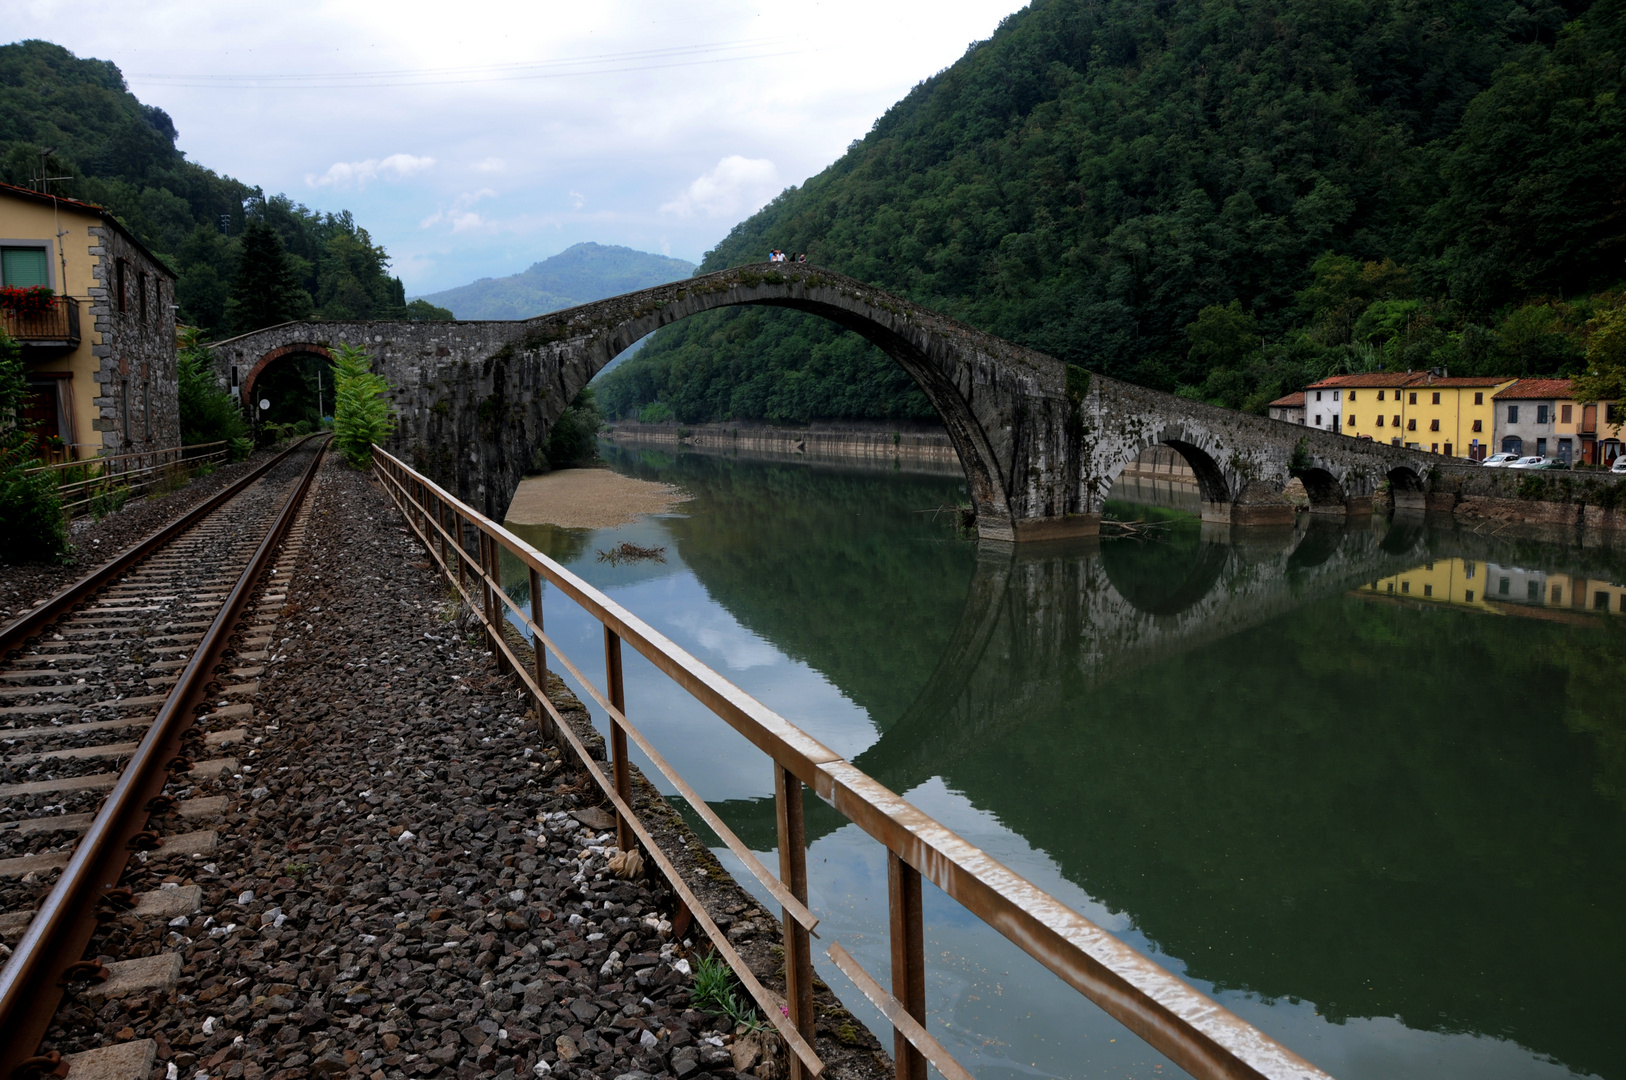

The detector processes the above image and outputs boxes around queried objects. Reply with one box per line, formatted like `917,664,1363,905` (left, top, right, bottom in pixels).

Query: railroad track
0,436,328,1076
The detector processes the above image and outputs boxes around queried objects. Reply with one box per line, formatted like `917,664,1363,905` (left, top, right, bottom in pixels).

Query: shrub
0,331,68,564
331,343,395,468
177,328,250,448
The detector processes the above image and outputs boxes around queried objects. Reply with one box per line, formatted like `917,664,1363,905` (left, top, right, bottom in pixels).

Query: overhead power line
129,38,805,89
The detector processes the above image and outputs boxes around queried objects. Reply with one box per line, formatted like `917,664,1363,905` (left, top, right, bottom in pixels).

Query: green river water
498,443,1626,1080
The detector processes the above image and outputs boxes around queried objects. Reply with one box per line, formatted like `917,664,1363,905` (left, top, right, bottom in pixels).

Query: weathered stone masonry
210,265,1443,539
88,225,178,453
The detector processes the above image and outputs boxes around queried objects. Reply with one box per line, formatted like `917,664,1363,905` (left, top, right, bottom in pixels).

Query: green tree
1573,294,1626,433
405,298,454,321
538,387,602,470
225,218,312,335
175,327,250,455
330,343,394,468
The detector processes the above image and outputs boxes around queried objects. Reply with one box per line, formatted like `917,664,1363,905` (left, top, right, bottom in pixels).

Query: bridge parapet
209,265,1444,536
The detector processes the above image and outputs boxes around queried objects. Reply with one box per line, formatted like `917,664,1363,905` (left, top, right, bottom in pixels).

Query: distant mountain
416,242,695,320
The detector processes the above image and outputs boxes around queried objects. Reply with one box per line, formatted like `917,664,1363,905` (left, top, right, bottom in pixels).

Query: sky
8,0,1028,295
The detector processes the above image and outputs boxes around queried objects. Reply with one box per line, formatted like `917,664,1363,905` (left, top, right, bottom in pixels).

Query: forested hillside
599,0,1626,424
417,242,694,319
0,40,433,337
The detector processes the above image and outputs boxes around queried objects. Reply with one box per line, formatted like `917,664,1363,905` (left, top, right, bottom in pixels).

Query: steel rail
0,435,324,657
373,446,1336,1080
0,438,329,1073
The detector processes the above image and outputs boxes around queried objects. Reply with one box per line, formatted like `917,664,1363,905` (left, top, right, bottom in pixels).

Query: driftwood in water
597,542,668,566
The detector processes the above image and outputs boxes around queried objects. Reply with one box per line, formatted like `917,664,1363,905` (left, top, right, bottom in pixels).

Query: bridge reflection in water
505,449,1626,1080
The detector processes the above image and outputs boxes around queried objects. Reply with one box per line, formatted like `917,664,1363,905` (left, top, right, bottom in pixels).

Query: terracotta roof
1268,391,1305,407
0,180,175,279
1493,378,1575,400
1419,375,1516,387
1305,372,1424,389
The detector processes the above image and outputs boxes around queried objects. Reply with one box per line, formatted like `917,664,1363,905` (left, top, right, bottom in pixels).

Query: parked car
1481,453,1521,467
1612,457,1626,474
1509,456,1568,470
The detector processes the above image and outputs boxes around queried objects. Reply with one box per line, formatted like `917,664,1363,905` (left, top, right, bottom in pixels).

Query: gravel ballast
1,450,282,624
42,455,889,1080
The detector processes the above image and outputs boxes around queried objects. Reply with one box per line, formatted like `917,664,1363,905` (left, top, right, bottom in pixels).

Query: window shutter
1,246,50,288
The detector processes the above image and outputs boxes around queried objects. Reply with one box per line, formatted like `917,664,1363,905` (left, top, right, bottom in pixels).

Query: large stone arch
207,264,1447,538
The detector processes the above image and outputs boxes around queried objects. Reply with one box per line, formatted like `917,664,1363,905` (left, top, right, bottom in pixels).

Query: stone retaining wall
1426,464,1626,531
608,419,961,470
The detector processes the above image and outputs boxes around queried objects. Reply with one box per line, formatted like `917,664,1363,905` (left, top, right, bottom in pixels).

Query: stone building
0,181,178,459
1267,390,1305,425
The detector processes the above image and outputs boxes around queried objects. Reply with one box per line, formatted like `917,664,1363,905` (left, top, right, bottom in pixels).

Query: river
497,443,1626,1080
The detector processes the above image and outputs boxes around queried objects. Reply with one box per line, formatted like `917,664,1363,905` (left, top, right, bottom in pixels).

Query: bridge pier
1001,514,1101,542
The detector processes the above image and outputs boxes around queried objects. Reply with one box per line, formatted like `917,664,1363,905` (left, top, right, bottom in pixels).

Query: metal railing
373,445,1334,1080
25,441,230,517
1,296,80,346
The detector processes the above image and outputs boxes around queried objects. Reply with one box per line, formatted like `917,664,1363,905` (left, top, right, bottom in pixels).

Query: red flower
0,286,57,315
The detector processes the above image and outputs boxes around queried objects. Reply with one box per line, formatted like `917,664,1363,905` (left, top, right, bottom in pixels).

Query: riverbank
607,420,961,475
507,466,691,529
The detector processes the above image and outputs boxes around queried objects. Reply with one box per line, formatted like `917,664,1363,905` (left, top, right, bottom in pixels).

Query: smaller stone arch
1387,466,1427,513
1106,427,1233,506
1293,466,1349,514
240,343,334,409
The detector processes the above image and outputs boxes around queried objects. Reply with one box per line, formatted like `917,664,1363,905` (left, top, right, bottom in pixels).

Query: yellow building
1357,558,1626,618
0,181,178,460
1314,373,1513,460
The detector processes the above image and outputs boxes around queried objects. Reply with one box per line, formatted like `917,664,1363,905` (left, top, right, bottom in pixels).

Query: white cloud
472,157,505,173
307,153,436,189
660,156,781,219
569,190,586,210
419,188,500,233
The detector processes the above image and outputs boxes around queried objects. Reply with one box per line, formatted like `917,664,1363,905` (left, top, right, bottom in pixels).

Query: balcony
1,297,80,349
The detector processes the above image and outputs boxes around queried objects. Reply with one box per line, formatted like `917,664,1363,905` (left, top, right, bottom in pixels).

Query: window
1349,391,1357,401
116,260,127,314
1472,419,1482,432
1509,405,1519,423
139,272,148,322
1528,580,1539,601
1552,585,1563,605
1598,591,1611,611
120,378,130,443
1386,582,1394,594
1430,419,1440,431
1465,563,1475,579
1409,392,1417,405
1431,442,1439,453
1407,418,1417,431
1474,392,1483,405
1378,390,1386,401
1315,414,1322,426
0,245,50,287
1333,390,1340,401
1500,577,1511,596
1401,580,1410,593
1562,404,1572,423
1316,391,1323,401
1465,589,1474,602
1537,437,1547,457
1537,404,1549,424
143,379,151,440
1376,415,1385,427
1393,414,1400,427
1348,415,1356,427
1424,584,1433,597
1432,392,1441,405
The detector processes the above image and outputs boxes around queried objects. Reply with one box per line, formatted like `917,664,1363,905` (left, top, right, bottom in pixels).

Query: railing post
888,851,927,1080
776,764,815,1077
529,569,552,741
603,627,633,851
481,533,503,666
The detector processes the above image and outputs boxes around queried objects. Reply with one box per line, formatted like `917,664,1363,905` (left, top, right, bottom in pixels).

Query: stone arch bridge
209,264,1441,540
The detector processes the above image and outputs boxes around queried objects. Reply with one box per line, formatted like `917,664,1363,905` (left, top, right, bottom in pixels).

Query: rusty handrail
0,437,330,1073
372,446,1335,1080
